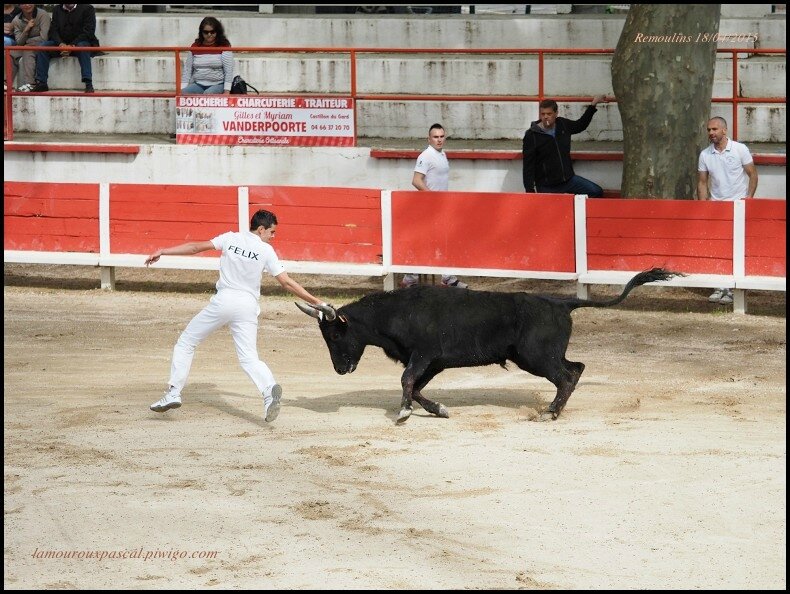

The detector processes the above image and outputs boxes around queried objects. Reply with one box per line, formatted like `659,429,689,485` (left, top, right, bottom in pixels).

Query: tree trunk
612,5,721,199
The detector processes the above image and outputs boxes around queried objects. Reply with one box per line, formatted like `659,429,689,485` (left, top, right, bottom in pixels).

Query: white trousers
168,289,275,396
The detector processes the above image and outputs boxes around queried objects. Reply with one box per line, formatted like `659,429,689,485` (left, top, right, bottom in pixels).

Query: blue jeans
537,175,603,198
182,82,225,94
4,35,14,47
35,40,93,83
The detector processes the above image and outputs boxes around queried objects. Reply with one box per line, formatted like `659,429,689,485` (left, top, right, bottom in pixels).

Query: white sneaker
150,389,181,412
264,384,282,422
718,290,733,305
708,289,726,303
442,276,468,289
17,83,34,92
400,275,418,289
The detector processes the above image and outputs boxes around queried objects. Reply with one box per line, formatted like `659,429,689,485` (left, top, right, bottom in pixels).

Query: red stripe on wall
273,241,382,263
587,219,733,240
249,186,381,210
110,184,237,205
586,199,734,274
391,192,575,272
4,197,100,219
112,221,233,240
275,224,381,245
4,182,100,252
590,238,734,259
254,206,380,228
248,186,382,264
587,254,734,273
745,199,786,277
588,199,734,220
111,202,238,224
3,230,101,252
109,184,238,254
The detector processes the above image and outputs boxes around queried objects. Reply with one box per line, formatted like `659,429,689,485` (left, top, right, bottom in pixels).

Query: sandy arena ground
3,264,786,589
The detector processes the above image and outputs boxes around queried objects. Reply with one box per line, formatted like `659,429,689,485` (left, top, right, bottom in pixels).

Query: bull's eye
330,332,341,341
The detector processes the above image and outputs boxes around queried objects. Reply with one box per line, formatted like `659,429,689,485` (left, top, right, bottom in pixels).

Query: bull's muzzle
335,362,357,375
295,301,337,322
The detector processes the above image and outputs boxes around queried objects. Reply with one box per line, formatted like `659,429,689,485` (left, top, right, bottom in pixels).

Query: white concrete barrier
4,141,786,198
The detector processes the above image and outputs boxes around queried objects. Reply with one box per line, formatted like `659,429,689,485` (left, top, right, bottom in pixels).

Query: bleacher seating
6,10,786,142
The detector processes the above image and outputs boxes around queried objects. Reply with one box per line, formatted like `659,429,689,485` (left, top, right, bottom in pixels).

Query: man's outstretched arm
145,241,216,266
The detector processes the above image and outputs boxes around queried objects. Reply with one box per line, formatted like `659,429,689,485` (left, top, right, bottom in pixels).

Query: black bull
297,268,679,423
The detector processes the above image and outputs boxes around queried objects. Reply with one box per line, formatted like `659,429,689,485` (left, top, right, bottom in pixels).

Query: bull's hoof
396,407,413,423
436,404,450,419
538,410,558,422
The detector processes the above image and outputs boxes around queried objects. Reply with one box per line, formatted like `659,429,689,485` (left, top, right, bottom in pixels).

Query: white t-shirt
211,231,285,299
414,145,450,190
698,138,754,201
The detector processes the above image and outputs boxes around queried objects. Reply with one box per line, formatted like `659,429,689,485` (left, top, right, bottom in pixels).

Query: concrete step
91,13,786,50
8,95,786,142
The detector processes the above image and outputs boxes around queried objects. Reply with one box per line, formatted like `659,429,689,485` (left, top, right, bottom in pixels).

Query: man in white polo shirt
401,123,468,289
697,116,759,304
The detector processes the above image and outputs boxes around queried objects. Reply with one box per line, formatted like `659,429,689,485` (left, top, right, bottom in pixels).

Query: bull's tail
567,268,683,310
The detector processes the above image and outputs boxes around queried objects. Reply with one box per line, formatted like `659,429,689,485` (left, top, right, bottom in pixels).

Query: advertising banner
175,95,355,146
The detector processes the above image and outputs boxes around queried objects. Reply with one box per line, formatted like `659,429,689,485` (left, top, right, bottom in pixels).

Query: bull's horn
314,302,337,322
295,302,321,320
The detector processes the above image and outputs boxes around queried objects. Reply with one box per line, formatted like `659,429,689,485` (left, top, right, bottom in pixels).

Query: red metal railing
3,45,786,143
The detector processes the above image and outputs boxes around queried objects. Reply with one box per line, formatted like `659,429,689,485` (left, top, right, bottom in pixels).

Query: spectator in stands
3,4,20,90
12,4,51,92
28,4,99,93
181,16,233,95
3,4,20,48
401,123,469,289
697,116,759,305
522,96,610,197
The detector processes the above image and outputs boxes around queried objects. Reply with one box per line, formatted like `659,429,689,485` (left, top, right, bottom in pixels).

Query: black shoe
31,81,49,92
84,82,95,93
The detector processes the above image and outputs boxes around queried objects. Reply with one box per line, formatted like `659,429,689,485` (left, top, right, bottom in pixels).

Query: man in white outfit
697,116,759,305
145,209,331,422
401,123,468,289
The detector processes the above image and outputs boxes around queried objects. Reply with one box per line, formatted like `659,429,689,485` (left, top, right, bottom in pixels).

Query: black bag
230,75,259,95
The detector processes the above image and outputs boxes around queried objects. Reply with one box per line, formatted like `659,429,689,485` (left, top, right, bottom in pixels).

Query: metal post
731,50,739,139
100,266,116,290
4,48,14,141
350,49,357,147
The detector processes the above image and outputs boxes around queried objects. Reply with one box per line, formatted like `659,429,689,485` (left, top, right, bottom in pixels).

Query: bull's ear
339,314,349,325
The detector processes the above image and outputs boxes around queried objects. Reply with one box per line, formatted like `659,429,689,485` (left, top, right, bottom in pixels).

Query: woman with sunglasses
181,16,233,95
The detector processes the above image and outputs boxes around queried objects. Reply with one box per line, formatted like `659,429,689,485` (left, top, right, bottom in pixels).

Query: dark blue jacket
522,105,597,191
50,4,99,46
